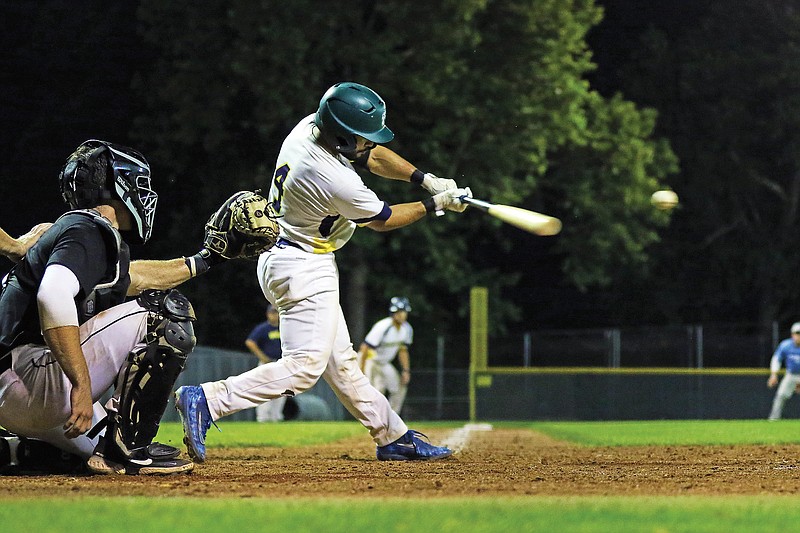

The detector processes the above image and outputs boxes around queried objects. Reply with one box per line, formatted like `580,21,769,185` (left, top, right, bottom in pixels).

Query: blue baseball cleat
376,430,454,461
174,385,214,463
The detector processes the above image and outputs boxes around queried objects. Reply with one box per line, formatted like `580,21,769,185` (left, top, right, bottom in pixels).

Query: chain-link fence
489,322,781,368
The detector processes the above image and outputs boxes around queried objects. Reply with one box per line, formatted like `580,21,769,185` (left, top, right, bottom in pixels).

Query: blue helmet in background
314,82,394,155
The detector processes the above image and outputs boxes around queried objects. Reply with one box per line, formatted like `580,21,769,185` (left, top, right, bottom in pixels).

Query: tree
617,0,800,326
134,0,676,356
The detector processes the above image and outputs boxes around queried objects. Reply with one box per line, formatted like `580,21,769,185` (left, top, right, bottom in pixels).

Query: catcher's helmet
314,82,394,155
389,296,411,314
59,140,158,244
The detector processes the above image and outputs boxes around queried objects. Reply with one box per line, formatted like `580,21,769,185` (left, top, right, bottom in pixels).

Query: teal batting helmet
314,82,394,155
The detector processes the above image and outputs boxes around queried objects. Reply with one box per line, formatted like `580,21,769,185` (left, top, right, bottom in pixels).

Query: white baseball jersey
201,114,409,447
268,114,390,253
364,317,413,364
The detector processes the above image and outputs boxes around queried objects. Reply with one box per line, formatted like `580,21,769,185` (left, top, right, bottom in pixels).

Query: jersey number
271,163,340,238
271,164,290,213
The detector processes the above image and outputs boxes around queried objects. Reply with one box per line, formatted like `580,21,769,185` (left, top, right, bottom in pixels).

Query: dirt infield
1,428,799,498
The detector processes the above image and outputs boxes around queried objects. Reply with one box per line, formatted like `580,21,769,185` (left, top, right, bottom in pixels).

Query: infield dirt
1,428,799,497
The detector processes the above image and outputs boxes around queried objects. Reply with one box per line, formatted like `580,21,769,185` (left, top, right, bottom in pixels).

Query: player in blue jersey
767,322,800,420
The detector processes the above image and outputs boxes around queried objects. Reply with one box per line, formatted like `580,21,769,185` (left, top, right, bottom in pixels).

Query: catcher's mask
314,82,394,156
59,140,158,244
389,296,411,314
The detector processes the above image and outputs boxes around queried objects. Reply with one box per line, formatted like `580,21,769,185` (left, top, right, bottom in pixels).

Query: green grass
155,420,367,449
154,420,463,449
3,496,800,533
9,420,800,532
154,419,800,449
525,419,800,446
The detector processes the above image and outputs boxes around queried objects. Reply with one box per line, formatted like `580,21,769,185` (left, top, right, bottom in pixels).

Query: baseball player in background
245,303,285,422
176,81,471,462
359,297,413,415
767,322,800,420
0,140,233,475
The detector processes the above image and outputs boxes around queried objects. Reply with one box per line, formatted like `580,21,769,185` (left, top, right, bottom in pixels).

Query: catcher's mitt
204,191,279,260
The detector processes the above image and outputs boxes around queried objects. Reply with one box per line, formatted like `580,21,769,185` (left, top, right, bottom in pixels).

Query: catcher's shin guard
106,289,196,458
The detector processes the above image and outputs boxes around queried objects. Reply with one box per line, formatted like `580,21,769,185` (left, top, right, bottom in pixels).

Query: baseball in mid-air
650,189,679,211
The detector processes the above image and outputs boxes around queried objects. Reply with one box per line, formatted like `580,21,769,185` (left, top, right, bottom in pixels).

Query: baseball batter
0,140,234,475
767,322,800,420
359,297,414,414
177,82,470,461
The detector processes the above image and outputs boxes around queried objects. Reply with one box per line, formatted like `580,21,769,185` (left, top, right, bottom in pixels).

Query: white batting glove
433,187,472,213
421,173,458,195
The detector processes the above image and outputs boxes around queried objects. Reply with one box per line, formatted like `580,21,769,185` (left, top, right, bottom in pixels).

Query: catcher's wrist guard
185,248,223,277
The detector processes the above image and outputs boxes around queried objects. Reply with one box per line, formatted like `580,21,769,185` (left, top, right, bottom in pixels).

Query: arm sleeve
47,222,109,298
37,264,81,330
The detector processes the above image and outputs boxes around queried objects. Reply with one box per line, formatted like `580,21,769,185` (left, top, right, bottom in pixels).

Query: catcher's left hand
204,191,279,260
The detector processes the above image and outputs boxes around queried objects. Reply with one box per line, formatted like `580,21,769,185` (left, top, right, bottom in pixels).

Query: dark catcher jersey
0,210,131,368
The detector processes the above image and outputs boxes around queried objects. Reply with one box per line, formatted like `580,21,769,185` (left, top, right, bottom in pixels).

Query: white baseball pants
367,362,408,414
769,372,800,420
0,300,149,458
254,363,286,422
201,245,408,446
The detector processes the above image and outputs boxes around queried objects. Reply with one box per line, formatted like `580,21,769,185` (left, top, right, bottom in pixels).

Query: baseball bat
461,197,562,236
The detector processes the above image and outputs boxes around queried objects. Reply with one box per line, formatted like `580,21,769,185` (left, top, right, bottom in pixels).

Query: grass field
5,419,800,533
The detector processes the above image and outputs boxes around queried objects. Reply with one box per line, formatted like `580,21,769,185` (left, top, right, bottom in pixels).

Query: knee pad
108,289,197,454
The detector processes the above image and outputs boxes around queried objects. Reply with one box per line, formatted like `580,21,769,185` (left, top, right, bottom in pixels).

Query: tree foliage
617,0,800,325
134,0,675,352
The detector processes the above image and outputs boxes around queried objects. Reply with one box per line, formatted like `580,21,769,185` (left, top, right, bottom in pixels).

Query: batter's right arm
365,188,472,232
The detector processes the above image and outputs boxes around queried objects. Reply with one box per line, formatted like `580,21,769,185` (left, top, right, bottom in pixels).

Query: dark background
2,0,796,362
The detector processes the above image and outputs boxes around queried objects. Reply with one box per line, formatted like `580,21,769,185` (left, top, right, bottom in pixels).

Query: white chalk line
440,422,493,453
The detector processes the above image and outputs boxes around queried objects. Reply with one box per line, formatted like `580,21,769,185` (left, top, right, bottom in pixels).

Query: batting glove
421,173,458,195
433,187,472,213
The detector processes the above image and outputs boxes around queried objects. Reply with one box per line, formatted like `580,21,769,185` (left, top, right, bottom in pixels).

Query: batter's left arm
365,146,460,195
363,146,416,181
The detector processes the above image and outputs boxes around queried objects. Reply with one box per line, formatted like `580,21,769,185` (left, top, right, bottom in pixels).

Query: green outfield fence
466,287,792,422
154,288,789,423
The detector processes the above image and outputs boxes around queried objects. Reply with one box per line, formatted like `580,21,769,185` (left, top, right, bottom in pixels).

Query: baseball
650,190,679,210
